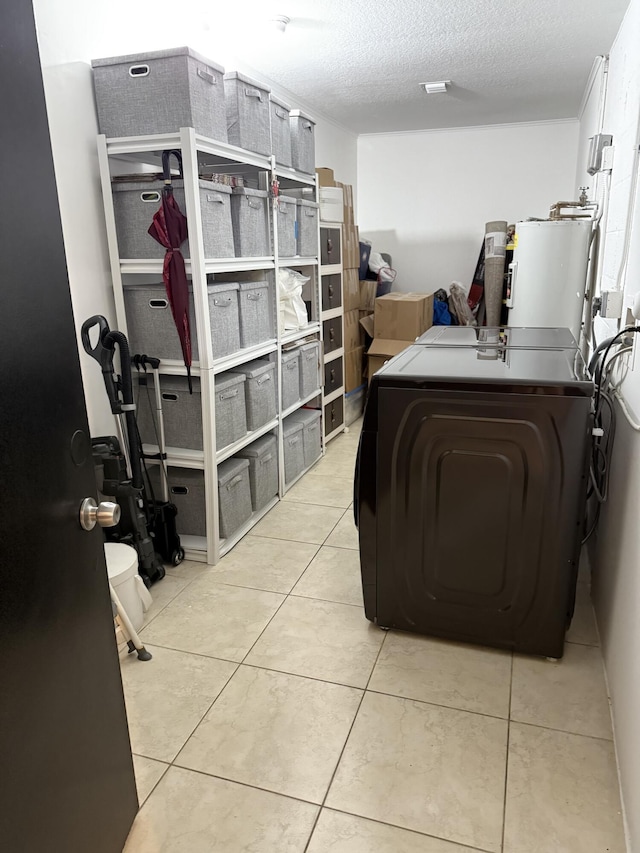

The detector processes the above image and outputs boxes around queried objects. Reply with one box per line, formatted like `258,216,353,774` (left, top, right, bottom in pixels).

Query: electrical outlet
601,290,624,319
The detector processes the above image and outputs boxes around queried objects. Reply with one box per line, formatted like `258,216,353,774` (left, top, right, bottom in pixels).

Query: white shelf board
219,497,280,556
324,347,344,363
180,534,208,563
325,423,347,444
139,360,202,377
283,454,323,494
281,390,322,420
216,418,279,464
104,131,272,172
278,256,318,268
321,306,342,321
141,444,204,469
281,324,321,345
120,257,275,275
275,166,316,187
323,387,344,405
212,340,277,374
320,264,342,276
320,220,344,228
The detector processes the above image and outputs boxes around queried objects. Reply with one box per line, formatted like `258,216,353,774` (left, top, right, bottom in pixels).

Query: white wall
584,1,640,849
33,0,356,433
357,121,579,293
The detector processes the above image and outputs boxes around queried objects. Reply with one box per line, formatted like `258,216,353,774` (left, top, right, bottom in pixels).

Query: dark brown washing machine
355,327,593,658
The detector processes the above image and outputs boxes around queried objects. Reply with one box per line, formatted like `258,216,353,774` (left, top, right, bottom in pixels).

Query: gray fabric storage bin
136,375,203,450
92,47,227,141
298,341,320,398
237,280,274,348
230,188,270,257
148,466,206,537
230,359,276,431
217,456,253,538
215,372,247,449
289,110,316,174
269,94,292,167
282,418,305,484
223,72,271,155
123,282,240,361
277,195,297,258
236,434,278,511
289,408,322,468
296,199,319,257
113,179,234,260
281,349,301,411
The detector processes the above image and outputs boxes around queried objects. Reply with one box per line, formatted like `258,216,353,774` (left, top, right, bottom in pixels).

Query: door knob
79,497,121,531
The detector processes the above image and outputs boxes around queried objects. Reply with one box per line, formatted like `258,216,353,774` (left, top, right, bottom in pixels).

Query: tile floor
120,422,626,852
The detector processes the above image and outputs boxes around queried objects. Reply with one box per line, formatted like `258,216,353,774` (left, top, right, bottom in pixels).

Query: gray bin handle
129,64,150,78
213,297,232,307
218,388,239,400
256,374,271,386
260,453,274,464
140,191,161,203
274,108,287,119
247,291,263,301
244,87,263,101
206,194,225,204
197,68,216,85
162,393,178,402
149,298,168,309
247,198,262,209
171,486,189,495
226,475,244,490
302,121,313,131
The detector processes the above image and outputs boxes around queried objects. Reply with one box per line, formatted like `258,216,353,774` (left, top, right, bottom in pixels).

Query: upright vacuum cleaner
82,315,182,585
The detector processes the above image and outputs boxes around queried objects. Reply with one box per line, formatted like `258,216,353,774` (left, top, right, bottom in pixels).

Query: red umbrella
148,150,192,391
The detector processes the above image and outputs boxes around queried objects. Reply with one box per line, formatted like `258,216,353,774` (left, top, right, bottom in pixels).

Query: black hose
104,330,143,490
588,334,617,376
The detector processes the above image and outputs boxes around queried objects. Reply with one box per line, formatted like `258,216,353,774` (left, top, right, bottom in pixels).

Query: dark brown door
0,3,138,851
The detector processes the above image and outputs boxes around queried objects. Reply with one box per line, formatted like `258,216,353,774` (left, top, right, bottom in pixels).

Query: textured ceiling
209,0,628,133
35,0,628,134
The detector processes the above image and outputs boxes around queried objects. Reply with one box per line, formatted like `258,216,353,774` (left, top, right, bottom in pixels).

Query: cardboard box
359,280,377,313
374,292,434,341
343,268,360,312
344,309,363,352
345,346,365,392
316,167,335,187
341,224,360,269
336,181,354,224
367,339,413,379
359,312,375,340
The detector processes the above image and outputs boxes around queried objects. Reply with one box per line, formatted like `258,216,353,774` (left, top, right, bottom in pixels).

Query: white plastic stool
105,543,153,661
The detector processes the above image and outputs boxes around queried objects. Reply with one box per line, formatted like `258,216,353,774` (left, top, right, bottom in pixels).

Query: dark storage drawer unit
320,228,341,265
321,274,342,312
324,396,344,437
355,327,594,659
323,317,342,353
324,358,343,396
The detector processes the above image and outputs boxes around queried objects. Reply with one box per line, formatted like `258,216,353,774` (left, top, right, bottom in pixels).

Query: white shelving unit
97,126,324,564
319,221,346,442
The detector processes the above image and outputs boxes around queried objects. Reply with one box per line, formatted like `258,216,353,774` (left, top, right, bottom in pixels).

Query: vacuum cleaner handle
81,315,111,362
81,315,121,413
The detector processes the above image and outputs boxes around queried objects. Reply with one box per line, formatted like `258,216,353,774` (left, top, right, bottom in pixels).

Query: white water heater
506,220,592,341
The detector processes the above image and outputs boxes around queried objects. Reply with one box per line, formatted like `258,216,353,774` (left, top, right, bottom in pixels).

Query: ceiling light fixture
421,81,451,95
270,15,291,34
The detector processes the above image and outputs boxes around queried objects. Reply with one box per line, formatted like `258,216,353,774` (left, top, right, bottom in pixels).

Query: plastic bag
278,267,310,330
449,282,477,327
368,251,397,284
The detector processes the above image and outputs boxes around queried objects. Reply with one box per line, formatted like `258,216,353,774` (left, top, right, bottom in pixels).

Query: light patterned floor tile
312,452,357,480
511,642,612,739
245,596,382,687
307,810,480,852
369,631,512,718
283,473,354,508
141,577,284,661
205,535,318,593
120,645,236,762
124,766,318,852
504,723,625,853
292,545,363,606
249,500,343,544
142,574,190,627
132,755,168,806
176,665,362,804
327,692,508,851
325,510,359,550
164,559,212,582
